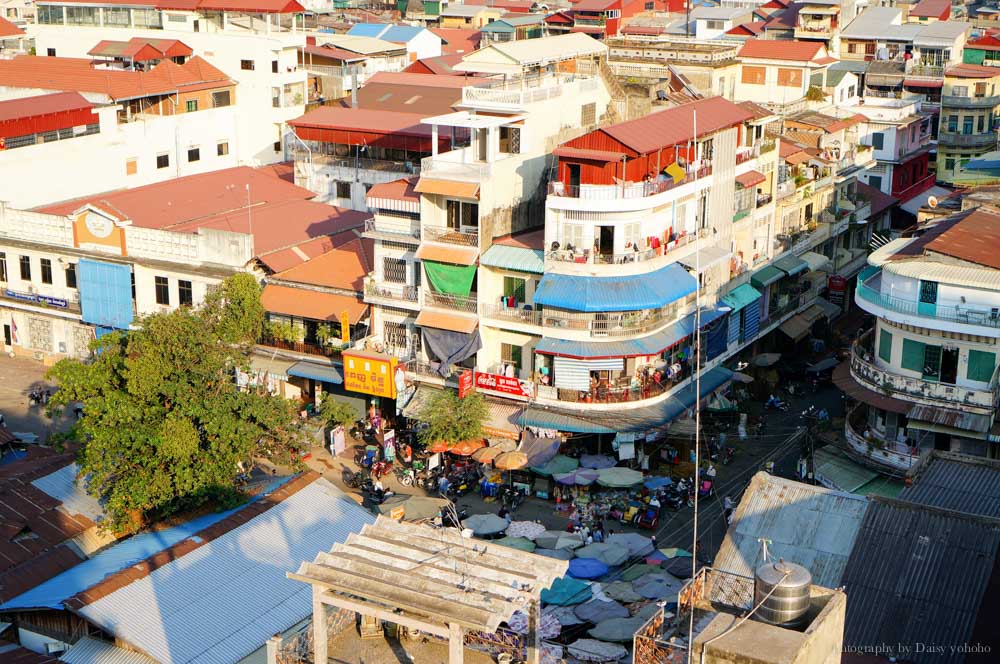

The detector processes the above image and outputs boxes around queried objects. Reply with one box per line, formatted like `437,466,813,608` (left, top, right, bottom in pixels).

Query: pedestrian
594,520,605,543
498,505,510,522
650,535,657,549
724,496,734,524
586,533,594,545
706,464,717,481
438,474,450,497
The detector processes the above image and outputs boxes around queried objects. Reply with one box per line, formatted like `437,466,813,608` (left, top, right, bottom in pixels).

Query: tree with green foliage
47,274,305,535
417,389,488,445
317,393,360,430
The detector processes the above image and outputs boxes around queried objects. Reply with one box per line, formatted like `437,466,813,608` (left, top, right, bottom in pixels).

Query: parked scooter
686,477,715,507
500,485,526,511
765,394,790,412
721,446,736,466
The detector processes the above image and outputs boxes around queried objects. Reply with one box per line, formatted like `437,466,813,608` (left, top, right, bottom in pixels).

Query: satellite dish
928,196,938,208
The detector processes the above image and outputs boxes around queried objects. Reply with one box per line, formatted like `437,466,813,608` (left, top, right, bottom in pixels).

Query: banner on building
343,350,397,398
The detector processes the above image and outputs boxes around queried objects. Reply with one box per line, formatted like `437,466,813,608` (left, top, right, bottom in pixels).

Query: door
918,280,937,317
597,226,614,259
2,324,9,347
940,347,959,384
934,432,950,451
193,19,200,32
476,128,488,161
568,164,581,191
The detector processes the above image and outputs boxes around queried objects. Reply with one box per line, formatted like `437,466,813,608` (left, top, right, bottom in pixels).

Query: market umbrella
574,599,629,623
374,494,448,522
807,357,839,373
472,446,504,464
620,564,662,582
494,451,529,470
596,467,644,488
607,532,655,558
576,542,630,567
541,576,592,606
645,549,667,565
660,547,692,558
731,371,754,383
567,639,628,662
531,454,579,477
602,581,643,604
568,557,609,579
541,643,564,664
579,454,617,470
428,440,451,453
449,439,486,456
753,352,781,367
535,547,576,561
662,557,694,579
497,536,536,552
545,604,586,627
508,610,562,639
462,513,509,536
643,476,672,490
554,468,600,486
536,530,585,550
634,601,673,621
506,520,546,540
632,572,683,600
589,617,645,643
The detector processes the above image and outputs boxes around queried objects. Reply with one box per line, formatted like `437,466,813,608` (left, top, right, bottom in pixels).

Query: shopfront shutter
728,312,741,346
878,329,893,363
552,357,624,390
967,349,997,383
743,299,761,341
901,338,925,373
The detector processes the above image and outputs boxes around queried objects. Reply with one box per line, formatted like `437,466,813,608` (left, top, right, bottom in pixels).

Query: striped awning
415,310,478,334
414,243,479,265
415,178,480,199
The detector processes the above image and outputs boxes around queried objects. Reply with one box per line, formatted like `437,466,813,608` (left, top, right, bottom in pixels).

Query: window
922,345,941,380
501,343,522,373
503,276,526,303
217,141,229,156
945,158,956,171
868,175,882,190
187,147,200,162
104,6,130,24
878,329,893,363
155,276,170,305
968,350,997,382
240,59,255,71
919,280,938,305
446,200,478,229
272,60,279,73
947,115,958,132
0,252,6,282
742,65,766,85
132,8,162,28
847,42,857,54
178,280,193,306
979,115,986,133
156,153,169,169
901,338,925,372
335,181,351,199
581,103,596,126
18,255,30,281
212,90,232,108
126,158,137,176
705,19,724,29
976,82,988,97
963,117,974,135
65,263,76,289
37,5,63,24
273,141,281,152
776,68,802,87
383,257,407,283
499,126,520,154
46,48,56,57
185,99,198,113
871,132,884,149
951,85,968,97
40,258,52,285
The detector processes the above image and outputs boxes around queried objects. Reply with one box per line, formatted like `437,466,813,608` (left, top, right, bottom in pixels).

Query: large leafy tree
417,389,488,446
48,274,305,534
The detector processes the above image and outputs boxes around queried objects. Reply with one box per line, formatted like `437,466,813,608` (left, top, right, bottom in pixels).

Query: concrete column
312,588,328,664
448,623,464,664
432,125,439,157
266,634,282,664
527,600,540,664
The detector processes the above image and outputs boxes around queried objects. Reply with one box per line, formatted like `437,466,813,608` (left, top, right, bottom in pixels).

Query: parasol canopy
620,564,662,581
660,547,692,558
497,535,536,552
732,371,754,383
536,530,585,550
807,357,838,373
575,542,630,567
461,513,509,536
494,451,529,470
535,547,576,561
753,352,781,367
607,532,655,557
449,439,486,456
374,494,448,522
472,446,504,463
662,557,694,578
554,468,600,486
506,520,546,540
541,576,592,606
568,557,609,579
567,639,628,662
579,454,617,469
508,610,561,639
545,604,585,627
596,467,644,488
643,476,673,490
573,598,629,623
588,617,645,643
531,454,579,477
429,440,451,453
602,581,643,603
632,572,683,600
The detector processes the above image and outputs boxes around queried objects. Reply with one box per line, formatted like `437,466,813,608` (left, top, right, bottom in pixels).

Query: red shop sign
458,369,475,398
474,372,533,398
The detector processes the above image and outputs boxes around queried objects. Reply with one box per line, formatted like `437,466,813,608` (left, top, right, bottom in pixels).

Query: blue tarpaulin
541,576,592,606
534,263,697,312
568,557,610,579
78,259,134,330
287,361,344,384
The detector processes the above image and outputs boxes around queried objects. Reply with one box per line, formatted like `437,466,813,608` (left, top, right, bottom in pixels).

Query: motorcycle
370,460,392,480
686,477,715,507
394,465,415,487
418,466,444,492
436,505,469,529
721,446,736,466
446,471,478,497
350,419,378,444
360,478,393,504
500,486,526,511
765,395,790,412
344,468,367,489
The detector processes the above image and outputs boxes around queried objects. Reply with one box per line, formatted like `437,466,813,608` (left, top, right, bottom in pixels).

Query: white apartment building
29,0,309,165
842,206,1000,473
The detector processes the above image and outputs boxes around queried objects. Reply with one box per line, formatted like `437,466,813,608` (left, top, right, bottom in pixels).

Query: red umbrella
449,439,487,456
429,440,451,453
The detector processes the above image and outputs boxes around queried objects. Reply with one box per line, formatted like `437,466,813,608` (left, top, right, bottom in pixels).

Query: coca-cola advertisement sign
474,372,534,399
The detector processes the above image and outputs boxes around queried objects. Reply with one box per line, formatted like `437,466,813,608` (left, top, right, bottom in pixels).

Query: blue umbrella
541,576,592,606
568,557,609,580
644,476,673,490
579,454,616,469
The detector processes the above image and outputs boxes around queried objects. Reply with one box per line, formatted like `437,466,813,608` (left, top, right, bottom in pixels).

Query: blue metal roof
0,476,292,611
520,408,615,434
773,253,809,276
480,244,545,274
534,263,697,313
347,23,426,42
535,308,727,359
288,361,344,384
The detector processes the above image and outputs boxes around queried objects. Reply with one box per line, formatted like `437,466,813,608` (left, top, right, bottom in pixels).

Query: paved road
0,355,74,444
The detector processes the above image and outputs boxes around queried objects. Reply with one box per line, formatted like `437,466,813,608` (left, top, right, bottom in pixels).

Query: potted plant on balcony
266,320,301,348
316,323,338,348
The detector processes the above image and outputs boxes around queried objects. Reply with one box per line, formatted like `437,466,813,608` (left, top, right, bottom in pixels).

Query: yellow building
937,63,1000,185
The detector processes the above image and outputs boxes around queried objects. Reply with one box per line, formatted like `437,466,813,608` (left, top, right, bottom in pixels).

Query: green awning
751,265,783,289
813,448,878,493
480,244,545,274
423,260,476,297
773,254,809,276
720,283,762,312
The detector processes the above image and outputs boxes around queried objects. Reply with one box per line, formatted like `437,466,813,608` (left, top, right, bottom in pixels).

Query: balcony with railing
259,335,343,358
424,289,479,314
937,131,998,148
541,303,683,339
843,404,920,474
856,268,1000,331
547,164,713,201
420,150,493,182
364,278,420,309
422,225,479,246
363,216,421,243
942,94,1000,109
545,228,707,268
294,150,422,176
480,301,543,327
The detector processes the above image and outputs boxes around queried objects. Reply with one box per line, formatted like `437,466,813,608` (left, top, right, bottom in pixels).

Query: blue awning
535,308,728,359
720,284,762,312
521,407,615,434
287,361,344,384
773,254,809,276
480,244,545,274
534,263,697,313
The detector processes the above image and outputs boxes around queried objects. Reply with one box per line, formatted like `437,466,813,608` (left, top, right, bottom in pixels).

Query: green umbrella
596,467,644,487
660,547,692,559
620,564,663,582
603,581,643,603
588,617,645,643
541,576,592,606
531,454,579,477
497,536,536,552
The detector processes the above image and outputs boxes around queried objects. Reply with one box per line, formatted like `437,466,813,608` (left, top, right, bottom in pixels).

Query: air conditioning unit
45,642,67,655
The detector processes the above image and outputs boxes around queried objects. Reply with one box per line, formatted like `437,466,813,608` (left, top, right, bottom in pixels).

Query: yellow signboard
343,350,397,399
340,310,350,344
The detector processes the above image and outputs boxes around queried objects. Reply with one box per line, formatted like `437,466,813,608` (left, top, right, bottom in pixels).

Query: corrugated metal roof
456,33,606,73
841,498,1000,664
773,253,808,276
712,472,868,602
76,478,374,664
347,23,427,43
813,448,880,493
31,463,104,523
882,260,1000,291
480,243,544,273
750,264,783,288
901,451,1000,518
908,404,992,434
721,283,762,312
60,637,156,664
534,262,697,312
0,92,92,123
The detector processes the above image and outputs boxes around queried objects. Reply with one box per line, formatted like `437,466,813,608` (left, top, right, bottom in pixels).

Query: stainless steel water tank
753,559,812,628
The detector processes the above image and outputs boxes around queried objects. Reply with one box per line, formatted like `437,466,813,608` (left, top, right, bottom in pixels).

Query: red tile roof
289,106,435,137
923,206,1000,270
255,160,295,183
762,3,801,30
262,285,368,323
583,96,754,156
404,52,469,74
256,229,360,273
54,0,303,12
855,181,897,218
0,17,25,38
545,11,575,24
967,34,1000,51
0,55,232,101
726,20,766,36
738,38,827,62
495,228,544,250
0,92,92,123
88,37,193,61
428,28,482,54
946,63,999,78
272,238,372,291
910,0,950,19
366,177,420,205
573,0,620,11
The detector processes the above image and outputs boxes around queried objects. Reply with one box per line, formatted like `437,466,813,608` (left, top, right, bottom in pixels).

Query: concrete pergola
289,516,569,664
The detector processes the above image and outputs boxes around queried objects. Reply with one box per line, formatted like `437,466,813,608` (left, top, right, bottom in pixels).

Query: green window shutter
967,350,997,382
901,338,925,372
878,329,893,363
